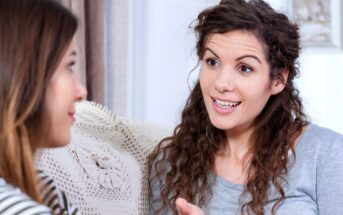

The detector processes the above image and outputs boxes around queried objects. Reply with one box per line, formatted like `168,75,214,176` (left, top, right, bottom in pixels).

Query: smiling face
44,39,87,147
200,30,285,137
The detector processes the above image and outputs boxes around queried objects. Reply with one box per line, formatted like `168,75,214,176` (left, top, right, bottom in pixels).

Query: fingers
175,198,204,215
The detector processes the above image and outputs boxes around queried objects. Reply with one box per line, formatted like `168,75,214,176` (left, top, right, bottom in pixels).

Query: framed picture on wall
289,0,342,49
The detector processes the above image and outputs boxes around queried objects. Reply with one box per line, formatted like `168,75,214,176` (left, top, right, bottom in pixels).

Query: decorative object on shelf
290,0,342,49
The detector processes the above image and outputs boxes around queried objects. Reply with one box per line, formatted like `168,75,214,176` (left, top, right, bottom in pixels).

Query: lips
211,97,241,114
68,112,75,121
214,99,241,108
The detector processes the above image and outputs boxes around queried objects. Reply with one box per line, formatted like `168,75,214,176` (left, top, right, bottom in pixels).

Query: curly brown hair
149,0,307,214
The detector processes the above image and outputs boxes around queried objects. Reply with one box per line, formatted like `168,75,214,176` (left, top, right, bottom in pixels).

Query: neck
214,126,255,184
220,124,254,160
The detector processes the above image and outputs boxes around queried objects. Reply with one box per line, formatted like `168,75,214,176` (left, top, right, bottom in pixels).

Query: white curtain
105,0,129,116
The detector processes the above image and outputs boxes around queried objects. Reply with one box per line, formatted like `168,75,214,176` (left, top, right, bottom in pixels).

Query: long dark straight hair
0,0,77,201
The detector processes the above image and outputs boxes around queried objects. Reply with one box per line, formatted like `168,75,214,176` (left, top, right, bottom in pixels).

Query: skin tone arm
176,198,204,215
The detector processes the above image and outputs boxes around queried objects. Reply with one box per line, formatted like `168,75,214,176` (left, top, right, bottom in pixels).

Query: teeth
214,99,240,108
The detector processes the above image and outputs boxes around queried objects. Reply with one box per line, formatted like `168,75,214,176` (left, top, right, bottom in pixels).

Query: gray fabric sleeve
149,158,173,215
317,134,343,214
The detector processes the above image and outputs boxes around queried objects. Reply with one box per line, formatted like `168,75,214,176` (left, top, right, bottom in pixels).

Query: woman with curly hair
149,0,343,214
0,0,86,214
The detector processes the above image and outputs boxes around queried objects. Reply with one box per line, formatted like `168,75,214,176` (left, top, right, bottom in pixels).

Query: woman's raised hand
176,198,205,215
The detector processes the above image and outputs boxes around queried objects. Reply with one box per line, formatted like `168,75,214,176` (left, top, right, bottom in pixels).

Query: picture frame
288,0,342,49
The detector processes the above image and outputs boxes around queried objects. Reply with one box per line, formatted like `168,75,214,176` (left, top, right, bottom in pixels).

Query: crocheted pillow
35,101,169,215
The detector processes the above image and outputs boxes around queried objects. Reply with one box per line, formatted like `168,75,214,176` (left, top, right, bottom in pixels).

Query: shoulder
0,177,51,214
37,170,79,215
298,124,343,152
302,123,342,140
297,124,343,168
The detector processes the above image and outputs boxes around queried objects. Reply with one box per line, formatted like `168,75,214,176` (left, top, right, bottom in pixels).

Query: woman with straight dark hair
149,0,343,214
0,0,86,213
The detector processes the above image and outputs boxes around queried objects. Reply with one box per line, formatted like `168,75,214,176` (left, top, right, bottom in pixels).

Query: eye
205,58,220,68
239,64,253,73
68,61,76,72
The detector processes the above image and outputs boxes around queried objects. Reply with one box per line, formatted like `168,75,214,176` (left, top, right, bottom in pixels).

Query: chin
47,137,71,148
209,117,234,131
212,124,232,131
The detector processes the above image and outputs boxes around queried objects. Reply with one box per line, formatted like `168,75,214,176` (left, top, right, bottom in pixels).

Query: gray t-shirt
151,124,343,214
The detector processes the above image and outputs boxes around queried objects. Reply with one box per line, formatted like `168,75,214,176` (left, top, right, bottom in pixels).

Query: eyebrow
236,55,261,64
204,47,262,64
69,51,77,56
204,48,219,58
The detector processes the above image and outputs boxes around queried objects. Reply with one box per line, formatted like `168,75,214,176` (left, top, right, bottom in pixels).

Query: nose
214,67,235,94
75,79,87,102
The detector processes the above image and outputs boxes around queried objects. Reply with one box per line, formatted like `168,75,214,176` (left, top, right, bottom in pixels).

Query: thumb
176,198,191,214
175,198,204,215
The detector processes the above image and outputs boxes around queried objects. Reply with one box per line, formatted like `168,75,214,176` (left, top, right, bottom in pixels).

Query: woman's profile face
44,39,87,147
199,30,284,135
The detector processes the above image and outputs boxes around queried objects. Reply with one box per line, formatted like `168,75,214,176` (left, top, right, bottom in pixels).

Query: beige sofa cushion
35,101,169,215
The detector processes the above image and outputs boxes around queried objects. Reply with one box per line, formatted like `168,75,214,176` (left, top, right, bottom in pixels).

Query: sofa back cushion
35,101,169,215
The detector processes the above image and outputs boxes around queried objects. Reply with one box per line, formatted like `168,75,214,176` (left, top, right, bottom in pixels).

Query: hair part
149,0,307,214
0,0,77,201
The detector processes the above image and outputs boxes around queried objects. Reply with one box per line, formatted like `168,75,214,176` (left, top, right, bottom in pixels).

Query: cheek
199,74,210,98
53,75,74,101
246,88,272,113
199,69,212,90
44,77,72,120
44,83,56,113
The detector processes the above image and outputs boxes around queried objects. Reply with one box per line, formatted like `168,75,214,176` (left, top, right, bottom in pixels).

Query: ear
271,68,289,95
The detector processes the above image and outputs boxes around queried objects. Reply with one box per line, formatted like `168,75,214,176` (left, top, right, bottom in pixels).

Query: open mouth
213,98,241,109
